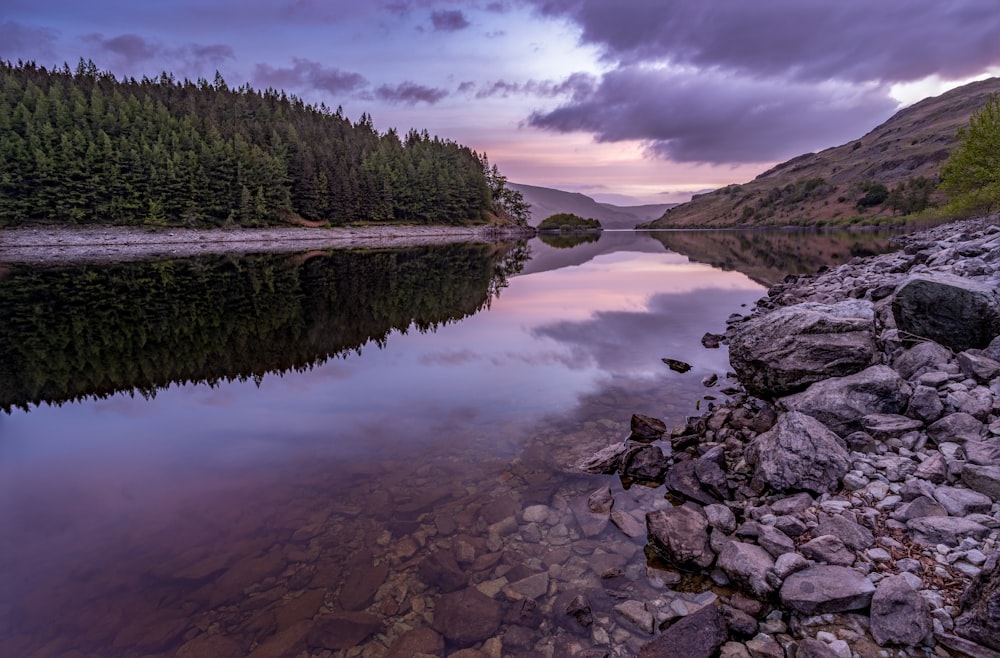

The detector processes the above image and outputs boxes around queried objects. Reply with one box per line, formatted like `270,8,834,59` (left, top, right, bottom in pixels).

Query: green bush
941,93,1000,216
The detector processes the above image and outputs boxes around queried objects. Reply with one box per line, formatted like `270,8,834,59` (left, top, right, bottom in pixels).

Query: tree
940,93,1000,215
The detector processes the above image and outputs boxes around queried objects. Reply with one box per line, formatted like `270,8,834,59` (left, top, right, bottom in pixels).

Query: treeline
0,59,528,227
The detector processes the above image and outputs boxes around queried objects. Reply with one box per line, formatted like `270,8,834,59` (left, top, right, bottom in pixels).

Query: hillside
641,77,1000,228
510,182,675,229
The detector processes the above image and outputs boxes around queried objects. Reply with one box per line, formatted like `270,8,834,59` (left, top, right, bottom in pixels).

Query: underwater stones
431,588,502,647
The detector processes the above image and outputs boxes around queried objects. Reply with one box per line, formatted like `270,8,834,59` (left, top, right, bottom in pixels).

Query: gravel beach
0,224,534,264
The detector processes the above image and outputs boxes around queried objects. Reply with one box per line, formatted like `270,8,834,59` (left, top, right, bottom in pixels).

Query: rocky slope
641,78,1000,228
578,215,1000,656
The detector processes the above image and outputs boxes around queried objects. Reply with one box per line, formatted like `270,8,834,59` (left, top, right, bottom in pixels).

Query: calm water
0,229,895,657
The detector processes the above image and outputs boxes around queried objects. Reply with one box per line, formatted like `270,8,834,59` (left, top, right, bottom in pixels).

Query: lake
0,229,896,658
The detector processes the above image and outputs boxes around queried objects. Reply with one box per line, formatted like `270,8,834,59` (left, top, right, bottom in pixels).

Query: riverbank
0,224,535,264
579,215,1000,657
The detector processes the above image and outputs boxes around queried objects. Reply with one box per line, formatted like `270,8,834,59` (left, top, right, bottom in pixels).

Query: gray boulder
729,300,876,398
779,366,911,437
646,505,714,570
927,412,985,444
962,464,1000,501
746,412,850,494
955,552,1000,652
779,565,875,614
630,413,667,442
892,340,955,380
815,515,874,551
958,351,1000,383
892,273,1000,352
799,534,855,566
906,516,990,547
637,605,727,658
870,575,933,647
717,540,777,599
934,485,993,516
907,385,944,423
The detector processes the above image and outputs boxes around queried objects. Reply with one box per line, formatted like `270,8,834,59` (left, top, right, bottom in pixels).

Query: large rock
729,300,876,398
385,627,445,658
431,588,502,646
779,366,911,437
717,541,776,599
927,412,985,444
746,412,850,494
870,575,933,647
815,515,874,551
637,604,728,658
962,464,1000,501
892,340,955,380
955,553,1000,652
906,516,991,547
646,505,714,570
779,566,875,614
892,273,1000,352
631,413,667,442
934,486,994,516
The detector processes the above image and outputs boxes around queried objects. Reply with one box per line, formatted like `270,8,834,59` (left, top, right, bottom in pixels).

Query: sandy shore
0,224,534,264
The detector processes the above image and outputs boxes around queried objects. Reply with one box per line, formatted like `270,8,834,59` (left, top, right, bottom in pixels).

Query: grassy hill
510,182,675,229
641,77,1000,228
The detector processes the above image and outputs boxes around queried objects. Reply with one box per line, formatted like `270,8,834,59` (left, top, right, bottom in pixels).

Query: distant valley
510,182,676,229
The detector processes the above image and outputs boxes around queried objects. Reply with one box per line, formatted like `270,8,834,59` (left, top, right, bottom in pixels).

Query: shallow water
0,229,895,657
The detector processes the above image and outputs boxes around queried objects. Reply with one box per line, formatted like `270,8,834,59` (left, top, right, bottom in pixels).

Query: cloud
0,21,59,63
526,0,1000,85
472,73,595,99
98,33,159,61
191,44,236,65
430,9,470,31
376,81,449,104
254,58,368,95
528,66,898,163
518,0,1000,165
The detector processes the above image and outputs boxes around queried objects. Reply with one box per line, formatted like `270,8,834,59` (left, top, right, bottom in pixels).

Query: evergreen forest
0,59,529,227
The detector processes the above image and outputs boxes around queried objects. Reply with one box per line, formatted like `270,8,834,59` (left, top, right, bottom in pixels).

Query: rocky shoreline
578,216,1000,657
0,223,536,264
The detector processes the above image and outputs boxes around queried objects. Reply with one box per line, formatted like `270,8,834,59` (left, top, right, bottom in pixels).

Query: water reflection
1,232,860,657
0,243,527,413
648,227,896,287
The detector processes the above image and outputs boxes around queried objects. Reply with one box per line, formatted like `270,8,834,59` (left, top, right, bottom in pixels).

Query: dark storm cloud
254,58,368,95
529,67,897,163
430,9,470,31
376,81,449,104
520,0,1000,164
0,21,59,62
527,0,1000,84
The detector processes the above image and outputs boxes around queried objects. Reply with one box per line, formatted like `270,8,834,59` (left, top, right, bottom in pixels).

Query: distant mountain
510,182,676,229
641,77,1000,228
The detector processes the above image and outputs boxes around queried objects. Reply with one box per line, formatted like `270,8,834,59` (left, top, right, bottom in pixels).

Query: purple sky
4,1,1000,204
